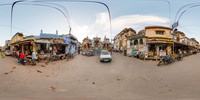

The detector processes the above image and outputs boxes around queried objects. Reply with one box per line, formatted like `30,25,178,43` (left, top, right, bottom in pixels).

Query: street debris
50,86,56,92
4,70,13,75
37,70,42,73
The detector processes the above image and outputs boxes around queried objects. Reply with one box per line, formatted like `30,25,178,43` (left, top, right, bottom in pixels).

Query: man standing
78,47,80,54
32,51,36,66
18,51,23,63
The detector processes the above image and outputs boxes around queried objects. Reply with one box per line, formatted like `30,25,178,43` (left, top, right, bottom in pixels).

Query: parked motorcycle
86,51,93,57
157,56,175,66
20,58,26,65
176,54,183,61
65,53,74,60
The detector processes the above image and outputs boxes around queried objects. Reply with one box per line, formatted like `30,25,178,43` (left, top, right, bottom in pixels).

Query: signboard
160,51,166,56
127,40,130,49
172,22,178,29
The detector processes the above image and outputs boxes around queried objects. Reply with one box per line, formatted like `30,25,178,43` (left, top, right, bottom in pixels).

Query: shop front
146,38,172,60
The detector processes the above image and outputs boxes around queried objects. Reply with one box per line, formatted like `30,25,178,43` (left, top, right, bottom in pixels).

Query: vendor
40,50,45,55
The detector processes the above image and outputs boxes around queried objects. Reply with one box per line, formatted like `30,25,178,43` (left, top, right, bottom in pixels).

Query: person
78,47,80,54
109,49,112,55
1,51,4,59
32,51,36,66
18,51,23,63
40,50,44,55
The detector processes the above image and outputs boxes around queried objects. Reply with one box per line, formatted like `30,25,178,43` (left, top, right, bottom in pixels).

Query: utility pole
171,21,178,57
69,28,72,53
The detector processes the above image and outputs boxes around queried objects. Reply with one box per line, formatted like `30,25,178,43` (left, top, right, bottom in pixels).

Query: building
102,36,111,50
10,30,67,60
114,28,136,52
10,32,24,55
82,36,92,50
92,36,101,48
127,26,173,59
62,34,78,54
145,26,172,59
126,26,200,60
127,30,146,56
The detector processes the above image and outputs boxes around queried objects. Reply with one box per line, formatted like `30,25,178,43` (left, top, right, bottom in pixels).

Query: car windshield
101,51,109,55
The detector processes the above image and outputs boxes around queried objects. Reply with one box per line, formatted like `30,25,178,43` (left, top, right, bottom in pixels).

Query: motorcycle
157,56,175,66
19,58,26,65
176,54,183,61
86,51,93,56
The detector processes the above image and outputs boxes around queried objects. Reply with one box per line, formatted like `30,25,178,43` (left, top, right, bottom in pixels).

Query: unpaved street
0,53,200,100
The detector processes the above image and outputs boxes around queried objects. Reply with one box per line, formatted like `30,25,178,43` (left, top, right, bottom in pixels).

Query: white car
4,50,11,56
100,50,112,62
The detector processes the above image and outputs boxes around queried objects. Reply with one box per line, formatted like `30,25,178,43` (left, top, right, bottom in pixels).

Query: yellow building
10,32,24,55
145,26,172,59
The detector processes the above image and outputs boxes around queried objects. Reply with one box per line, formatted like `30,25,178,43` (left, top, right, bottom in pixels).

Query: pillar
22,45,24,54
156,45,159,61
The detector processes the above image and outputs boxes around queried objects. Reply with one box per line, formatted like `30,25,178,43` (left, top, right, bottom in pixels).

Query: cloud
96,12,170,33
71,12,170,42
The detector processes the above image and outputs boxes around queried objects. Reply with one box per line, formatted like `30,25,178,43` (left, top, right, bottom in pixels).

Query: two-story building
114,28,136,52
145,26,172,59
10,32,24,55
127,30,146,56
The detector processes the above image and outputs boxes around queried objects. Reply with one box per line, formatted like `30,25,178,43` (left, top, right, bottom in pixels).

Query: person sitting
40,50,45,55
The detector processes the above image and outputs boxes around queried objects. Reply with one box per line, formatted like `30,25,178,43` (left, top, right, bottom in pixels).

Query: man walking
32,51,36,66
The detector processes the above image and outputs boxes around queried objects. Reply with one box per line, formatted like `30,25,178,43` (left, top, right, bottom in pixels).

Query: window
140,39,143,44
134,40,138,45
156,31,165,35
130,40,133,45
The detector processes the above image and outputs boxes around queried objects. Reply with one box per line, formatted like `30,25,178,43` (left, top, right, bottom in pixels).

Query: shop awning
146,41,173,44
35,40,50,44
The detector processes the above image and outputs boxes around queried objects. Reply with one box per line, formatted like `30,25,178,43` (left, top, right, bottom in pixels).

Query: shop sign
156,38,171,41
127,40,130,49
160,51,166,56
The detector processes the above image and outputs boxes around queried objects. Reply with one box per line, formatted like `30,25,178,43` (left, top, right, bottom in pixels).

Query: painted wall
145,27,172,39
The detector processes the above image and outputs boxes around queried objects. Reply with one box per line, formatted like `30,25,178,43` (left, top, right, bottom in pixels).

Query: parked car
100,50,112,62
4,50,11,56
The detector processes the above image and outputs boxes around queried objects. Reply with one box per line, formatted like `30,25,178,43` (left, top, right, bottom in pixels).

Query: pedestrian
32,51,36,66
78,47,80,55
18,51,23,63
109,49,112,55
1,51,4,59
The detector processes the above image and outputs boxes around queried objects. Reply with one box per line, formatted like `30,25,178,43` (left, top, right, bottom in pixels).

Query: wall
145,28,172,39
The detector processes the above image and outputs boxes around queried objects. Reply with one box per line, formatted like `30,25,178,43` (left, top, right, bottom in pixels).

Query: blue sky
0,0,200,46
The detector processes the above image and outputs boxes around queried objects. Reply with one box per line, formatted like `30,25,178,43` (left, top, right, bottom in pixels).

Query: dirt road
0,53,200,100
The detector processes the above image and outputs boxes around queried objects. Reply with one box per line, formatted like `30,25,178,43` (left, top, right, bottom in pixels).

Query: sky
0,0,200,46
